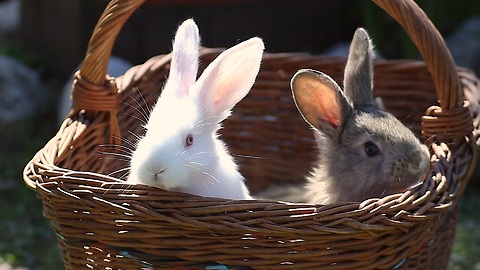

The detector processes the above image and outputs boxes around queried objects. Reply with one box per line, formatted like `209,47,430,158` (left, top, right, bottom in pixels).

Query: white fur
127,19,264,200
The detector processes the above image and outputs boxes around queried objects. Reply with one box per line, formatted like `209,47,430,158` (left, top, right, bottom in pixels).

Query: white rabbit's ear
343,28,375,107
164,19,200,98
291,69,352,138
194,37,264,120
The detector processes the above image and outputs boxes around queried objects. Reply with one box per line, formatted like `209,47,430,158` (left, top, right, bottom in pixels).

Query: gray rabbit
290,28,430,204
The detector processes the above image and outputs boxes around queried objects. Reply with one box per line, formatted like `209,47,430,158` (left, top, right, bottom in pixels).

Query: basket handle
373,0,473,143
79,0,462,108
72,0,472,144
372,0,462,109
69,0,145,145
78,0,145,86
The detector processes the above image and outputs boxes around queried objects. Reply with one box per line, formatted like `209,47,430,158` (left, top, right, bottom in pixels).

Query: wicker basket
24,0,480,269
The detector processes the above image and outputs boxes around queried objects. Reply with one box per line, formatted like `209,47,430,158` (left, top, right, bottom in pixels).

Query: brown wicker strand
71,72,118,113
421,102,474,142
79,0,145,86
372,0,463,110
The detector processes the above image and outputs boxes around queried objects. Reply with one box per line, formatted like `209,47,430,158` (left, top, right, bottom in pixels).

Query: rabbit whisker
134,87,152,116
119,102,148,126
185,166,213,193
185,163,219,186
185,163,199,170
98,147,133,157
121,93,151,120
124,112,148,126
201,171,220,184
231,153,266,160
200,181,212,192
98,152,133,160
194,102,210,124
99,143,134,153
128,130,143,141
120,183,134,195
176,148,194,156
129,92,151,121
192,122,219,130
118,171,130,181
185,151,213,159
103,168,130,192
102,183,114,195
108,167,131,177
113,184,132,195
185,164,214,192
112,135,138,149
101,181,131,195
96,149,131,162
193,115,222,128
193,130,203,135
97,156,131,162
188,161,204,167
178,148,190,156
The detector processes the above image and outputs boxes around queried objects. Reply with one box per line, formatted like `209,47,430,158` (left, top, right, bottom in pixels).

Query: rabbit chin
386,169,428,194
127,162,191,191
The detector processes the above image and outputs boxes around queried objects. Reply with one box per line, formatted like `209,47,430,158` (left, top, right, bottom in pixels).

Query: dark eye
364,141,380,157
185,134,194,146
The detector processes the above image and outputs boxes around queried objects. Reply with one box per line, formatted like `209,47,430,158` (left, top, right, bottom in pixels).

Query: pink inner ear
196,54,256,116
313,86,341,128
212,73,244,110
296,78,341,129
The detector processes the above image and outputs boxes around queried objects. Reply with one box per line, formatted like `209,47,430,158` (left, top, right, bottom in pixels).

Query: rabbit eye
364,141,380,157
185,134,194,147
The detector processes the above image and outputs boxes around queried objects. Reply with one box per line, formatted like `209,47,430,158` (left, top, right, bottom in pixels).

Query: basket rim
23,52,477,216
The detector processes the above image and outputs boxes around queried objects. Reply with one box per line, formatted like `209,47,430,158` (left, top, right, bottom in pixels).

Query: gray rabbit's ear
291,69,352,138
343,28,375,107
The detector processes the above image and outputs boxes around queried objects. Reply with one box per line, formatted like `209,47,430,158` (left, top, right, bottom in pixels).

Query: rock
446,16,480,74
58,56,133,122
0,54,45,124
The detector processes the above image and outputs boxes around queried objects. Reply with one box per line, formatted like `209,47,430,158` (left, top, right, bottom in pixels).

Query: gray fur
291,28,430,204
344,28,375,107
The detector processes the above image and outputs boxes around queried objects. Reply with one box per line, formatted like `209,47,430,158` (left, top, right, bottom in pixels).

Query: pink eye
185,134,194,146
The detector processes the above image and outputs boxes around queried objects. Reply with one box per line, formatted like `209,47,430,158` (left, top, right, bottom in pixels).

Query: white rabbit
290,28,430,204
127,19,264,200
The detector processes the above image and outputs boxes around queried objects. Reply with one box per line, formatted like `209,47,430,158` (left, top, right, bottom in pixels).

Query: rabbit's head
291,28,430,203
128,19,263,199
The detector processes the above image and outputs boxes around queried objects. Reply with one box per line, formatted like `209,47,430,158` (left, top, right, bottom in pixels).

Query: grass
0,113,64,269
449,190,480,270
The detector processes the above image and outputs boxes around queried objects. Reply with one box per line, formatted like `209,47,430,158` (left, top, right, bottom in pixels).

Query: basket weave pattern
24,0,480,269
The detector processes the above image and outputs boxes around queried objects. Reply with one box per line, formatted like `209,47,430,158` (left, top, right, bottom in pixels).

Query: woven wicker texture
23,0,480,269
